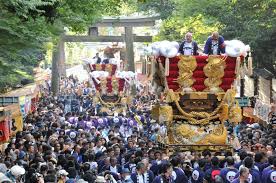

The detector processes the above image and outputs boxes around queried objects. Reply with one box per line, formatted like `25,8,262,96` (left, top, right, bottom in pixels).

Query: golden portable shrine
151,54,247,152
86,61,134,116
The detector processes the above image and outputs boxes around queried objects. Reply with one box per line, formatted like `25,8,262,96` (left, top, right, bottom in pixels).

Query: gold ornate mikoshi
219,104,229,122
120,96,132,106
165,89,180,103
203,56,227,92
177,55,197,90
127,96,133,104
100,106,125,116
95,64,102,71
158,88,241,148
229,101,242,124
196,124,227,145
105,64,113,75
172,123,227,145
164,89,235,125
111,76,119,95
93,95,100,103
151,105,173,123
100,78,107,94
120,97,127,105
115,107,124,114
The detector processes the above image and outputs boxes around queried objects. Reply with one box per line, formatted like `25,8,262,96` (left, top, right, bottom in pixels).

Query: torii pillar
124,26,135,72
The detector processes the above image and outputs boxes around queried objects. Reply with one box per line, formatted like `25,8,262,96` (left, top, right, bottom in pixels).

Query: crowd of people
0,75,275,183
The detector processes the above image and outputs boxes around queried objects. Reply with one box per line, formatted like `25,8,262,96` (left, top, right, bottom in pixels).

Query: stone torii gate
51,16,159,95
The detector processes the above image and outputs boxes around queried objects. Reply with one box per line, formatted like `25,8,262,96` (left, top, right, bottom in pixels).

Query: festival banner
0,118,10,142
258,77,271,104
244,75,254,97
24,96,31,115
11,115,23,135
253,99,271,122
19,96,26,116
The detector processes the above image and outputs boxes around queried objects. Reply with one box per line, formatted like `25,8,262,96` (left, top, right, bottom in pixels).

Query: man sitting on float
203,31,226,55
178,32,199,56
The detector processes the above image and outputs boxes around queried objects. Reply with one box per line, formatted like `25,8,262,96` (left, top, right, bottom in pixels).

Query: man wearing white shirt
109,157,122,175
131,162,147,183
179,32,199,56
93,140,106,154
120,123,132,139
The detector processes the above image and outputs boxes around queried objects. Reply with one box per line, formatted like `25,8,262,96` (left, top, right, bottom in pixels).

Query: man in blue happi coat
203,31,225,55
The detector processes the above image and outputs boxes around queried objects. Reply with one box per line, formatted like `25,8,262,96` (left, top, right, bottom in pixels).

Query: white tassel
125,78,130,84
117,60,121,72
243,64,248,77
235,56,241,75
165,57,170,76
90,80,96,90
248,52,253,76
236,75,241,86
240,66,245,79
93,77,101,84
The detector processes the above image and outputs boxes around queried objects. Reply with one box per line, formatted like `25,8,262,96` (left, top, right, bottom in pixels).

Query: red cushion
168,85,179,91
194,78,205,85
158,55,237,92
193,71,206,78
169,64,179,71
221,85,231,91
193,85,206,91
196,63,206,70
222,78,235,85
225,64,236,71
224,71,235,78
168,71,179,77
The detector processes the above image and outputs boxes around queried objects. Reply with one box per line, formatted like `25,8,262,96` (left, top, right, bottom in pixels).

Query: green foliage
179,15,221,44
137,0,176,19
154,17,182,41
0,0,124,91
57,0,123,32
65,42,85,66
2,0,58,21
119,1,138,15
156,15,220,44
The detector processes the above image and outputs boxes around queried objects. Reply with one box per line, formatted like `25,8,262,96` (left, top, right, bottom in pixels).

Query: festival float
149,40,252,151
84,56,135,116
